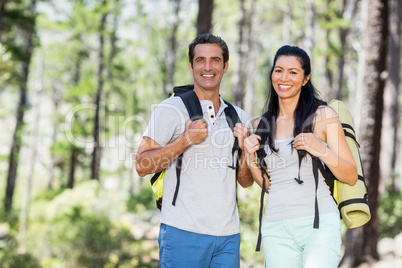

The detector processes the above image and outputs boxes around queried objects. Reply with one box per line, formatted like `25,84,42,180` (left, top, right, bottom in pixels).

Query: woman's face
271,55,310,101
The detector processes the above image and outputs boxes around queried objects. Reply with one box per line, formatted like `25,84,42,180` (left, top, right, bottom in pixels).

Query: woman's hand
293,132,326,157
233,123,250,149
244,134,262,165
244,134,261,154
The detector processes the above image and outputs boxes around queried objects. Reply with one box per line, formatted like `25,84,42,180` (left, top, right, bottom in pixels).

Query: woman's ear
303,74,311,86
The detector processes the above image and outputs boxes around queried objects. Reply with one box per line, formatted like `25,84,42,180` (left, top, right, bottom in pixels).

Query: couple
136,33,357,268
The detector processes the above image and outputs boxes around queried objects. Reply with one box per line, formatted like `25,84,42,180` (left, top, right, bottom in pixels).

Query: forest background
0,0,401,267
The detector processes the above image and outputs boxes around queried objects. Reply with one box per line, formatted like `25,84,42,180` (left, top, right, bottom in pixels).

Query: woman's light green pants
262,212,342,268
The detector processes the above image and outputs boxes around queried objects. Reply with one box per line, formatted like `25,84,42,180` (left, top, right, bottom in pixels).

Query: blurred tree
380,0,401,192
51,0,93,189
20,51,44,234
319,0,357,101
47,84,62,189
302,0,314,55
4,0,38,212
335,0,357,100
68,32,88,189
164,0,181,95
233,0,257,109
341,0,388,266
197,0,213,35
91,0,109,180
0,0,5,39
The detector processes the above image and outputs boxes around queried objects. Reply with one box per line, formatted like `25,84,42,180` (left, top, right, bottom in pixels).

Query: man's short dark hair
188,33,229,68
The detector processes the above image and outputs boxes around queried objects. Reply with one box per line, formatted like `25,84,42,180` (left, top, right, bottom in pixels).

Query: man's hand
233,123,250,149
184,118,208,145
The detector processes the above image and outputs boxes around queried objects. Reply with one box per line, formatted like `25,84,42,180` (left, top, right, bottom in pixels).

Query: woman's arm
243,118,271,193
292,106,358,185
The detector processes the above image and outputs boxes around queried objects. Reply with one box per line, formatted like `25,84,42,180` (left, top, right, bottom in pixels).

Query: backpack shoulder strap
170,89,203,207
254,117,270,252
223,101,242,170
223,100,241,131
178,90,203,121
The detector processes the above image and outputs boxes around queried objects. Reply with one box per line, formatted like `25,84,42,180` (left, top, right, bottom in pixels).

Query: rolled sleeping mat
328,100,371,228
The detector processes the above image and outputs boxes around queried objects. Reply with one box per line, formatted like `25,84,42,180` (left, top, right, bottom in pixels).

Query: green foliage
378,189,402,238
126,183,156,214
0,222,41,268
33,188,64,202
23,180,160,267
47,206,126,267
0,243,42,268
0,209,20,230
238,185,265,266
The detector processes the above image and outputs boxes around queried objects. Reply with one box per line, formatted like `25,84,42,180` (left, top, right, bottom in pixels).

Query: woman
244,45,357,268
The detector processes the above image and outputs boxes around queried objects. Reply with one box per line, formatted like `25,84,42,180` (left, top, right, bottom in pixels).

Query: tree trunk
47,85,62,189
322,0,334,101
233,0,247,108
232,0,256,109
66,34,86,188
67,148,76,188
197,0,213,35
5,0,37,212
303,0,314,56
91,2,108,180
20,51,43,233
335,0,357,100
243,0,258,116
380,0,401,192
341,0,388,266
360,0,388,260
164,0,181,96
0,0,6,40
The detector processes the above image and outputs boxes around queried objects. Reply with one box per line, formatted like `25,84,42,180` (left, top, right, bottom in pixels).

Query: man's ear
224,61,229,73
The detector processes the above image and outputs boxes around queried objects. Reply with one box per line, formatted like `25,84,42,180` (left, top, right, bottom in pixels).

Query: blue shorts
261,212,342,268
158,224,240,268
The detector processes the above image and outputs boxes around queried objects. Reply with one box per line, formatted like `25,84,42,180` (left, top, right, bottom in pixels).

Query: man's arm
233,122,254,188
236,150,254,188
135,119,208,177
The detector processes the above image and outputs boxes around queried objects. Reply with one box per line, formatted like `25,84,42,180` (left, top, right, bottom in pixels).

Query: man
136,33,253,267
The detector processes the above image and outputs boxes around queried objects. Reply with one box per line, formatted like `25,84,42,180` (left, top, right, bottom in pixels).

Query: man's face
190,43,228,92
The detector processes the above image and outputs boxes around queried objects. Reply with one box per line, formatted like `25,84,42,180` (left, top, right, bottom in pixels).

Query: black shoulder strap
223,100,241,131
171,90,203,207
223,101,242,170
172,88,243,206
179,90,203,121
311,156,320,229
255,118,270,252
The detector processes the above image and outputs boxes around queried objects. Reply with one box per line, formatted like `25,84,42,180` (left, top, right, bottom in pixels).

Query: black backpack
150,84,242,210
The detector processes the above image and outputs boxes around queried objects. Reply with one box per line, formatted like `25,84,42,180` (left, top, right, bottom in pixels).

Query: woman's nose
280,72,288,81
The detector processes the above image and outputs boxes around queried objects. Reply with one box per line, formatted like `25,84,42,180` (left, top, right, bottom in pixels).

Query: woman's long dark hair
257,45,326,156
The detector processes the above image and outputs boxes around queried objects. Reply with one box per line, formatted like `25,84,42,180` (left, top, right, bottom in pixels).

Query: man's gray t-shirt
143,96,250,236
